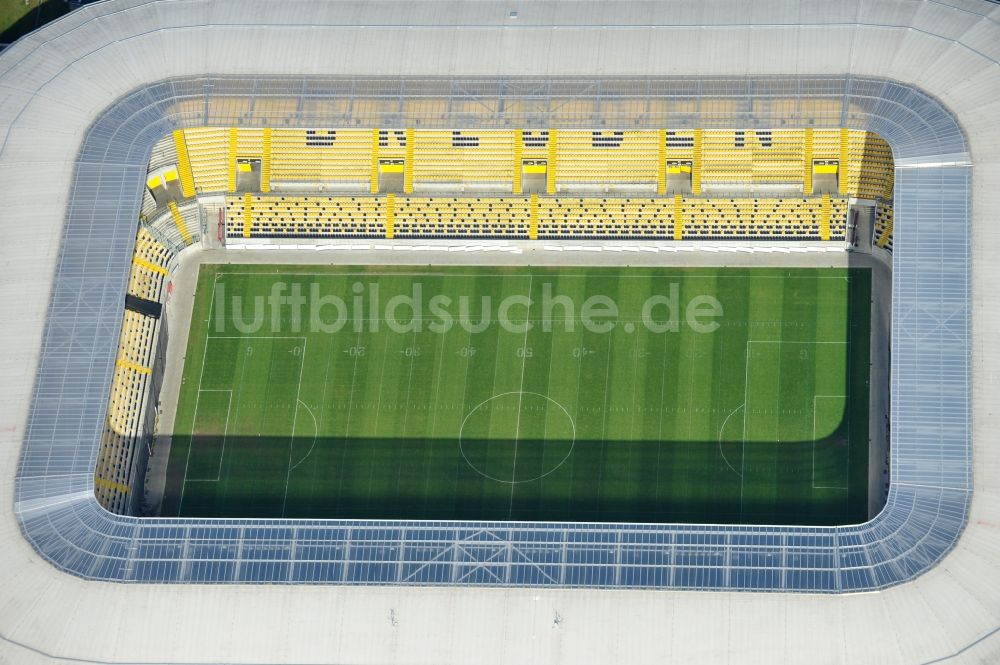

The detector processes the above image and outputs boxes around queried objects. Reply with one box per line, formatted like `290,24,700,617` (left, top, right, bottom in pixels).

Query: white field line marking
216,270,852,281
219,339,257,473
593,334,614,507
452,322,479,502
812,394,849,491
739,340,853,515
508,274,534,516
187,330,306,493
774,327,785,450
178,272,220,513
184,390,232,483
210,316,843,326
536,300,562,491
811,394,819,489
291,342,335,474
653,317,671,502
459,392,576,485
845,298,854,502
335,332,364,503
206,335,306,339
625,335,642,485
717,404,744,478
814,277,855,496
424,328,449,507
747,340,849,344
281,338,308,517
472,284,509,495
626,332,641,490
288,400,319,473
562,316,587,506
739,340,751,519
364,334,393,506
212,316,822,326
395,331,419,495
370,336,392,436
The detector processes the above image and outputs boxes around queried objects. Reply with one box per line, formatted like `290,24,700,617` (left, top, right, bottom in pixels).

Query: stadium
0,0,996,662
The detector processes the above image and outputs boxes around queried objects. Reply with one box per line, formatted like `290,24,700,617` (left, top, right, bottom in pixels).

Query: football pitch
163,264,870,525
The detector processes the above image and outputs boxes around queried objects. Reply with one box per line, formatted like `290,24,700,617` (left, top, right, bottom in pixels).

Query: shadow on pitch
157,423,865,527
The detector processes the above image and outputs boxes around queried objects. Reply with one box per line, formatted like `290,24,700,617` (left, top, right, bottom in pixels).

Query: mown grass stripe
165,264,870,526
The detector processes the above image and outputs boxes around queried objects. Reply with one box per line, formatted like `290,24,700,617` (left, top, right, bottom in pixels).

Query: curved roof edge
0,0,996,661
13,71,971,591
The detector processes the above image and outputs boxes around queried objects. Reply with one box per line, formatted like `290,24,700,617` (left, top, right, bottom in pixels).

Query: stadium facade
0,0,997,662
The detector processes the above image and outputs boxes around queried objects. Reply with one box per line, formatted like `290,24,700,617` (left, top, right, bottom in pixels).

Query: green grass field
0,0,68,44
163,264,870,525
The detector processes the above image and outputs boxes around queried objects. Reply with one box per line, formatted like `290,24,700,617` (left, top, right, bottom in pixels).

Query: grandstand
101,124,878,517
875,202,894,253
169,126,885,243
0,1,994,664
226,194,387,238
100,121,887,517
75,103,897,525
91,188,201,512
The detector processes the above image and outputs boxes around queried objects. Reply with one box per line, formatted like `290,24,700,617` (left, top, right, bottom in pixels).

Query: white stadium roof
1,0,999,662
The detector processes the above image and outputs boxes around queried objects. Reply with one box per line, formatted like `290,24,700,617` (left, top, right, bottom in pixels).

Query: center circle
458,391,576,484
